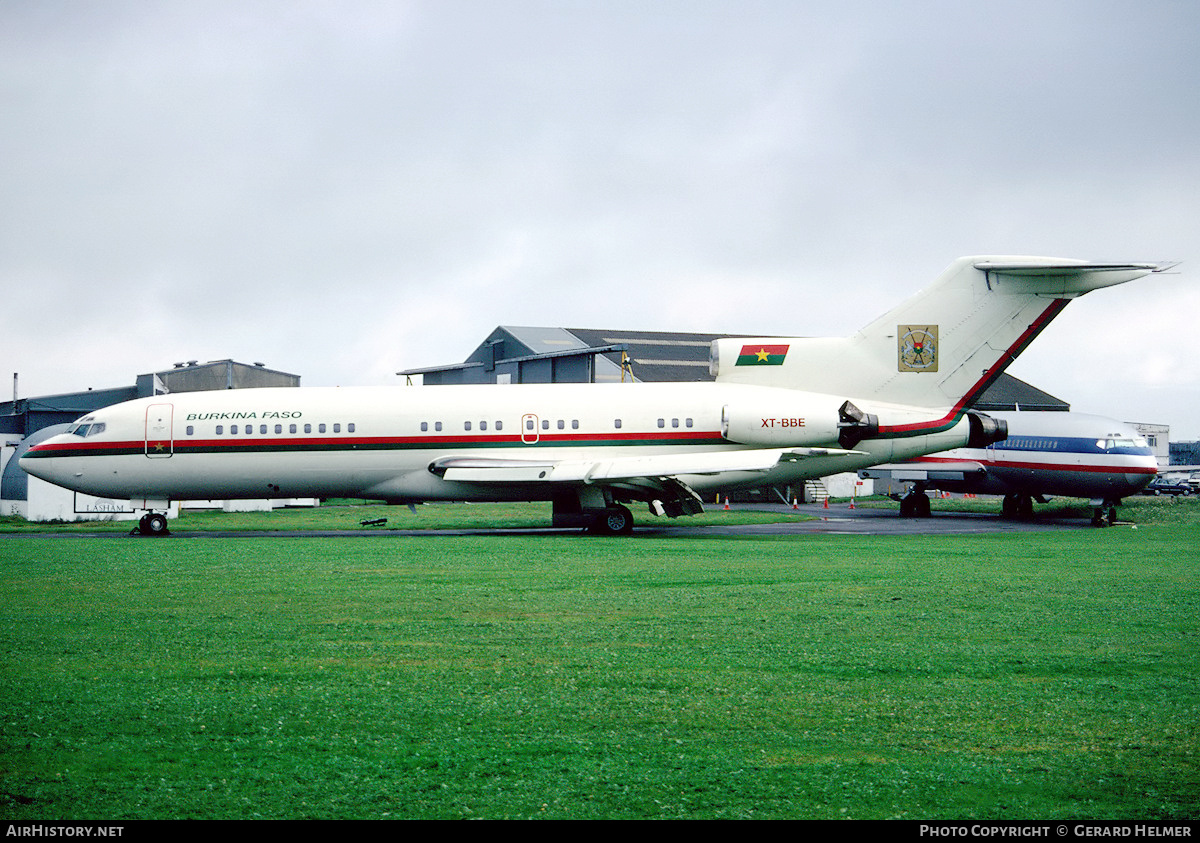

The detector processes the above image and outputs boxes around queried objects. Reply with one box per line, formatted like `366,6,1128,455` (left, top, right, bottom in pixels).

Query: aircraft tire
915,493,931,518
1002,495,1017,518
142,513,169,536
591,505,634,535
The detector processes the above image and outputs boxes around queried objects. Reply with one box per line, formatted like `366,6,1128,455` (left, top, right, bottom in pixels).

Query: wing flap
433,446,864,485
859,460,987,482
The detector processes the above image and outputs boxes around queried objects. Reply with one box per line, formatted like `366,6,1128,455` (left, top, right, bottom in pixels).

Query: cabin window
671,418,679,428
464,421,472,431
421,422,428,432
186,425,195,436
289,424,297,434
480,421,488,431
275,424,283,434
614,419,622,429
348,423,355,433
557,419,565,430
232,425,240,435
526,418,535,431
686,418,693,428
259,424,267,434
571,419,579,430
542,419,550,430
435,421,442,432
657,418,665,428
495,420,503,431
304,424,312,434
333,424,341,433
216,425,224,435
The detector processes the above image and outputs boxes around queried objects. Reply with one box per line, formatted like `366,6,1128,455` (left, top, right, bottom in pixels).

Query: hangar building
399,324,1070,411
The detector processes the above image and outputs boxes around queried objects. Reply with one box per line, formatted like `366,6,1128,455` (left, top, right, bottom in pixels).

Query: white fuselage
21,382,974,506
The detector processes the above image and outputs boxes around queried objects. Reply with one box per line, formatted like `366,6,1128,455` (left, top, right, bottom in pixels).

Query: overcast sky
4,0,1198,438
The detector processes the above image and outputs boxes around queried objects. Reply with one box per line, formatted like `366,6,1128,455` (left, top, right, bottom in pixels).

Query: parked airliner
21,256,1166,535
859,411,1159,526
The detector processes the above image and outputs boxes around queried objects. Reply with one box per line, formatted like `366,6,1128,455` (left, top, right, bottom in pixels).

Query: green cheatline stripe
735,354,786,366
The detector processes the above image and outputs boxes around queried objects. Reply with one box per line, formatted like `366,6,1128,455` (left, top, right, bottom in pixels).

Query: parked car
1141,477,1194,496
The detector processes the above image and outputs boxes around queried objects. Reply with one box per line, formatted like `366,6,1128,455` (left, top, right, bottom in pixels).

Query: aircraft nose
18,436,75,486
1123,457,1160,494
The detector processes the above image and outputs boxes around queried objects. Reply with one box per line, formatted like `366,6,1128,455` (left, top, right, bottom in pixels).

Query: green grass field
1,498,1197,819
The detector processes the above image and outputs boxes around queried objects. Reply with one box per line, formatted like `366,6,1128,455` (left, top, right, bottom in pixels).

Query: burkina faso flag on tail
735,344,790,366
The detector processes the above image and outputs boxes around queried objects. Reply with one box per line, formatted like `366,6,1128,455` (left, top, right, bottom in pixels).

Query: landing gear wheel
1002,495,1018,518
1018,495,1034,518
140,513,169,536
591,505,634,535
915,493,931,518
899,491,930,518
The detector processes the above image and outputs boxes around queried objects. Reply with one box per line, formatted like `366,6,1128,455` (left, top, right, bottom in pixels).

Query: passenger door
145,403,174,458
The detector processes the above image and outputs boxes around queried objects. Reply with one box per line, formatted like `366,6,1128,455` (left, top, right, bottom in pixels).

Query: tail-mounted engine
966,411,1008,448
837,401,880,449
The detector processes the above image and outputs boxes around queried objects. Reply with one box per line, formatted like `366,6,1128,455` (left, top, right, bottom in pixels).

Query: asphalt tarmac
640,501,1107,537
8,499,1110,539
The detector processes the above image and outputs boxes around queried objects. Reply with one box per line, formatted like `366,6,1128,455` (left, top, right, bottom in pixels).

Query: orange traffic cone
723,497,730,511
823,497,829,509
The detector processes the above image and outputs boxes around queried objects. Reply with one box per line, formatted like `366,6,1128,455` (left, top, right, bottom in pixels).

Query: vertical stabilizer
712,256,1163,411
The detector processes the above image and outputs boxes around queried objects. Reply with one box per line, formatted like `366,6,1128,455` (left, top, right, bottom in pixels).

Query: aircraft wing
431,446,863,484
859,460,988,483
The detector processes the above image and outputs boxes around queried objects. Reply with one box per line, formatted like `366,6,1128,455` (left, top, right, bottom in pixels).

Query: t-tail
710,256,1168,445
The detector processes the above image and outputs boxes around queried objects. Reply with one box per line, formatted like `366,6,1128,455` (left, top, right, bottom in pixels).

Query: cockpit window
1096,436,1152,454
68,420,106,437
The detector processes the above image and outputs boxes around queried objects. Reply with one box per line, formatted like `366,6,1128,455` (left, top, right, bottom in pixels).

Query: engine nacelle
966,411,1008,447
720,391,845,447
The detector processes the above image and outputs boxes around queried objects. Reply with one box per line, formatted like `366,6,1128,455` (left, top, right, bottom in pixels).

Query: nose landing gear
133,512,170,536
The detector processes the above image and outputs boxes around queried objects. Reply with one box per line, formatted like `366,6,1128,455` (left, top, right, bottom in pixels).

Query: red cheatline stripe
25,429,729,458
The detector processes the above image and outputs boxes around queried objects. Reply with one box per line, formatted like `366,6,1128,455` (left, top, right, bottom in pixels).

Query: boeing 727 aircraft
21,256,1166,535
859,411,1159,526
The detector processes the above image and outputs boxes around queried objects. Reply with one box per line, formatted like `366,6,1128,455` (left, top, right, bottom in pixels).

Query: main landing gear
898,489,931,518
132,512,170,536
1000,494,1035,519
590,504,634,535
1090,501,1120,528
552,489,636,535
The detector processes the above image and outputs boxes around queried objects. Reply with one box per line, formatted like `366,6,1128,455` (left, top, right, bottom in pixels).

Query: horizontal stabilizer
972,260,1170,298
